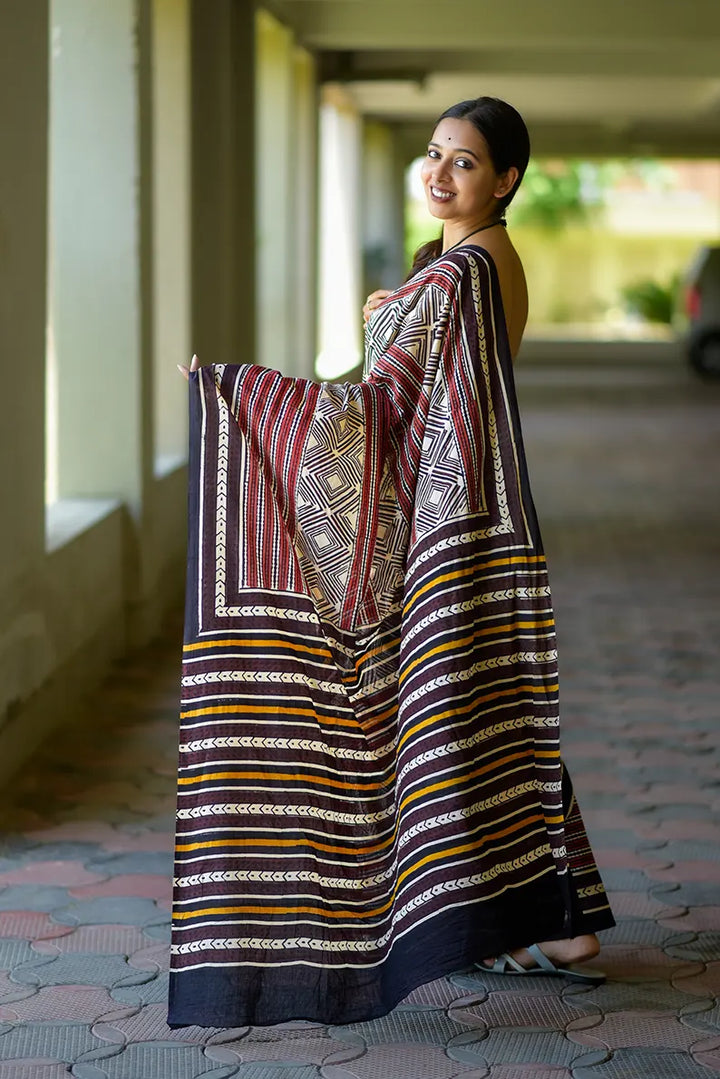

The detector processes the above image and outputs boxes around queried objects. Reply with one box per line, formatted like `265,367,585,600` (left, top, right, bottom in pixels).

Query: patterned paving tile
0,1022,112,1063
0,843,102,865
566,1013,710,1050
0,985,134,1024
335,1010,470,1046
681,1000,720,1034
639,821,720,842
649,861,720,884
641,843,720,867
592,945,701,983
603,891,685,921
630,801,719,822
449,992,599,1030
673,962,720,998
398,976,475,1010
31,925,148,957
96,830,177,854
84,853,173,877
593,846,671,869
323,1042,486,1078
69,874,172,902
586,830,658,851
694,1048,720,1072
446,1028,606,1068
0,1064,72,1079
140,922,171,944
0,972,36,1007
659,908,720,933
0,887,71,913
665,932,720,963
592,869,654,892
0,939,41,971
11,953,155,990
50,897,168,928
452,972,576,998
0,862,106,888
212,1030,345,1065
0,913,73,942
483,1069,571,1079
597,923,691,948
91,1003,246,1046
20,823,126,847
72,1042,239,1079
651,882,720,907
572,1047,719,1078
110,971,169,1006
563,980,692,1015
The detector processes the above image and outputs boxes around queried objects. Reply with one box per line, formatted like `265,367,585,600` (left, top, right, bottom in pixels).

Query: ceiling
268,0,720,157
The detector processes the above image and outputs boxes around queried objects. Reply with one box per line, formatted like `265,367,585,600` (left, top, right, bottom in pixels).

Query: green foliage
509,158,668,232
510,161,597,231
620,273,681,325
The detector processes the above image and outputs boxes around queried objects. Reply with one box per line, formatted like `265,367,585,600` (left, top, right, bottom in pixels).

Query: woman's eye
427,148,440,159
455,158,472,169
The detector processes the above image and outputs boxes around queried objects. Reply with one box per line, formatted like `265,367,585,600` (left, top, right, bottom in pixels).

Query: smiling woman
409,97,531,360
171,96,614,1029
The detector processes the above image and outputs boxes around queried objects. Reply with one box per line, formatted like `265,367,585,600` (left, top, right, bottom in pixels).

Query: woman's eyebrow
428,141,480,162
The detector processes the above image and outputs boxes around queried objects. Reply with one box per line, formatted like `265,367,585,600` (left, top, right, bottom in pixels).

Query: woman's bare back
475,235,528,361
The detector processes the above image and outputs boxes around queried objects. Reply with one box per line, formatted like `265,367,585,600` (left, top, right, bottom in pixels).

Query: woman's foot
482,933,600,973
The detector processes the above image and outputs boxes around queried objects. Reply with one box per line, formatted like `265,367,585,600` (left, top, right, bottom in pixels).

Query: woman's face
420,117,515,225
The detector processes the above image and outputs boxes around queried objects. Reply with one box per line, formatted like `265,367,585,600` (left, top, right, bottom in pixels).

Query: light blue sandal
479,943,605,984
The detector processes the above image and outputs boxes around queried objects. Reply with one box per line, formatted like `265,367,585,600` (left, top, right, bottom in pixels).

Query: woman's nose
432,159,452,183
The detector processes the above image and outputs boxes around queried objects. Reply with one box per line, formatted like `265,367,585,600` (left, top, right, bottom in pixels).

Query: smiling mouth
430,186,455,202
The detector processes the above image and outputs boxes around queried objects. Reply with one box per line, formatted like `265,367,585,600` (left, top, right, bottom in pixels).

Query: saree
169,245,614,1028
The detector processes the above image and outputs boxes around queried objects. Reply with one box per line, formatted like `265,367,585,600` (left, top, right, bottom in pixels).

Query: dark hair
407,96,531,280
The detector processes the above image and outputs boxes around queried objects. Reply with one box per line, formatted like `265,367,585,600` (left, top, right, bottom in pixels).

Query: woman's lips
429,186,455,202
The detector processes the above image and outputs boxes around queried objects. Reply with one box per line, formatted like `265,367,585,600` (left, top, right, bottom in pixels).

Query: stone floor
1,358,719,1078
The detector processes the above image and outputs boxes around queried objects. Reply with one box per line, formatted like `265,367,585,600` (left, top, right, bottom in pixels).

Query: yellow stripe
396,682,558,754
180,704,362,730
404,554,546,613
177,768,394,792
400,618,555,685
184,638,333,661
173,812,548,921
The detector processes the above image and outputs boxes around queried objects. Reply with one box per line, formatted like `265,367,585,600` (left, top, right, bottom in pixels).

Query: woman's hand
363,290,392,323
177,354,201,381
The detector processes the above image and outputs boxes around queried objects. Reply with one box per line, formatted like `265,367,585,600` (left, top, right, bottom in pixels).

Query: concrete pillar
316,85,363,379
153,0,191,470
290,46,319,378
190,0,256,367
362,121,408,295
0,1,49,688
48,0,147,514
256,9,293,374
255,12,317,377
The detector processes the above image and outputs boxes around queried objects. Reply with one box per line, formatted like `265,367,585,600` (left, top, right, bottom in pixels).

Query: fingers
177,354,201,381
363,290,392,323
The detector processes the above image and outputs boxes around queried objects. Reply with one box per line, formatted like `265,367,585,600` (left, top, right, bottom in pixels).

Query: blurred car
683,244,720,377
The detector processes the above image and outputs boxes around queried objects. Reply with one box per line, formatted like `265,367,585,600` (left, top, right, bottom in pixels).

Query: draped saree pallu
169,246,614,1028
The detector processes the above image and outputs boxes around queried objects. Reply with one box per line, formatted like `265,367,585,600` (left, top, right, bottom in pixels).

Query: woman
172,96,614,1029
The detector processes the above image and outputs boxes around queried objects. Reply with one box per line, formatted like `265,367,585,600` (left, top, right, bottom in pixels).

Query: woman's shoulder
452,238,528,359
